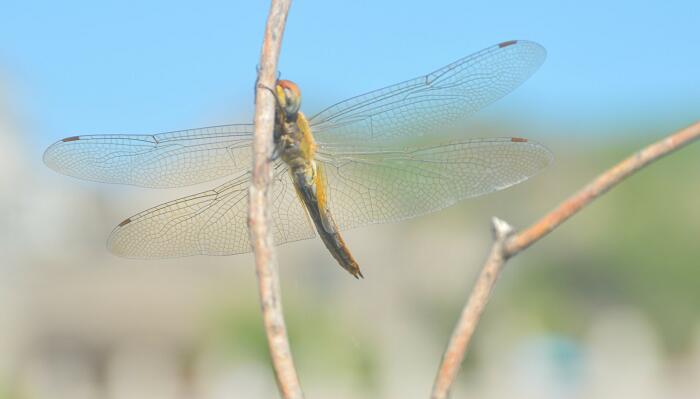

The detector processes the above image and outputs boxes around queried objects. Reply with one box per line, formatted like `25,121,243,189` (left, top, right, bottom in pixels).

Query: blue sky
2,0,698,152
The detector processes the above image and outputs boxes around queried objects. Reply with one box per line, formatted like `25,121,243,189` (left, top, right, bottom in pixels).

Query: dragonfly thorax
276,109,316,171
273,79,317,175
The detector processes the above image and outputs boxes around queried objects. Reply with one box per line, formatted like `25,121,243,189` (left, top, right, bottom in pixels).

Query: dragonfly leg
254,79,284,162
253,67,281,104
256,82,278,99
269,143,282,161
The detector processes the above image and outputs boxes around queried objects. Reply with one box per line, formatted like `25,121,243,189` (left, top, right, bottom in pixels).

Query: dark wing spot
118,218,132,227
498,40,518,48
62,136,80,142
511,137,528,143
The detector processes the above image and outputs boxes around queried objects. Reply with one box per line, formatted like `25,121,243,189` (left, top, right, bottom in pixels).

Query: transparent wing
43,124,254,188
310,40,545,146
107,163,315,258
316,138,552,230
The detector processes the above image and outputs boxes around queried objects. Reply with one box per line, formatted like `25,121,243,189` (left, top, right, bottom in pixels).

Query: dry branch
431,120,700,399
247,1,302,399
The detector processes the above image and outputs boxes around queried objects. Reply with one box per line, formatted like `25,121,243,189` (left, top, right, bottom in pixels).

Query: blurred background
2,0,700,398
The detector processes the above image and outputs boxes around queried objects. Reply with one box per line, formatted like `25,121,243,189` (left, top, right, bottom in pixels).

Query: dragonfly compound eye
277,80,301,117
284,89,301,116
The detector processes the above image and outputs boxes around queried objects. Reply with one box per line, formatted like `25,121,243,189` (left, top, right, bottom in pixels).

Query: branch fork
431,121,700,399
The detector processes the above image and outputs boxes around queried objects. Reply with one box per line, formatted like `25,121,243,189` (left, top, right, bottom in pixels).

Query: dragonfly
43,39,551,278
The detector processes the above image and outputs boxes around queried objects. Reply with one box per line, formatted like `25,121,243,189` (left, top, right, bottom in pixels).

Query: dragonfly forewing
43,124,254,188
311,40,546,147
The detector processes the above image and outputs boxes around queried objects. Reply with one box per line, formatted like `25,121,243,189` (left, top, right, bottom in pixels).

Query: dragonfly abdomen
289,167,363,279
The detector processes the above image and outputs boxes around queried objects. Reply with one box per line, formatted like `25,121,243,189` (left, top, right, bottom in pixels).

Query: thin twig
505,121,700,256
431,120,700,399
247,1,302,399
431,218,513,399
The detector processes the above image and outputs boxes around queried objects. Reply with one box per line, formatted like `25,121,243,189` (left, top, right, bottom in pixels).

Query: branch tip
490,217,514,241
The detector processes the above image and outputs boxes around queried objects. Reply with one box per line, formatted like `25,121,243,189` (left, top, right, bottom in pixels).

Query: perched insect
44,40,551,278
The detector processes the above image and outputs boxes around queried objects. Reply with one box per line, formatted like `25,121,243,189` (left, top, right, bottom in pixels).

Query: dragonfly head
276,80,302,118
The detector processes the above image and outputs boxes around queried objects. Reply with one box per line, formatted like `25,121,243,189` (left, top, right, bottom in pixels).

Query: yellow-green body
274,80,363,278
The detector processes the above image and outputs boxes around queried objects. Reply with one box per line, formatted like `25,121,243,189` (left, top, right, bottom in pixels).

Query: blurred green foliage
0,384,19,399
209,297,380,392
505,135,700,354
